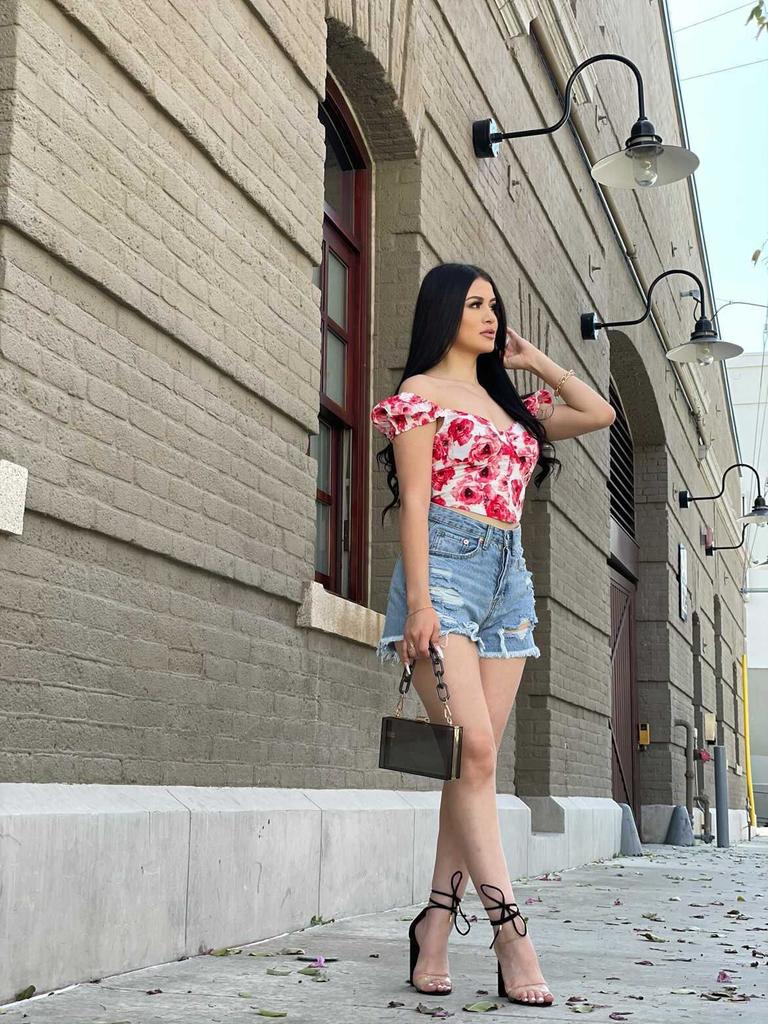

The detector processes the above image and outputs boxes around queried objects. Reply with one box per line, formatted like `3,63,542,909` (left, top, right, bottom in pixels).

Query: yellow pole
742,654,757,828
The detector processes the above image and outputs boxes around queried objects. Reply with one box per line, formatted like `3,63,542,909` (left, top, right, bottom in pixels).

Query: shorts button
462,538,468,545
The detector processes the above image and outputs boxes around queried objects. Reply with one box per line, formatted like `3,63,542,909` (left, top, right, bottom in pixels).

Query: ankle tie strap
427,869,472,936
479,883,528,948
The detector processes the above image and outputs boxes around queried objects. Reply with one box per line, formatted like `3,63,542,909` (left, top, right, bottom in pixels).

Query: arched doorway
608,380,640,821
608,329,669,830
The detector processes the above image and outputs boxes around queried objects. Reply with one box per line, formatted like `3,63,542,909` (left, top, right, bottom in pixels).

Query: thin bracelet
554,369,575,398
406,605,433,618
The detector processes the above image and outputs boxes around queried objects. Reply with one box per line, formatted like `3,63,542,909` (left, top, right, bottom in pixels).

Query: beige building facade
0,0,751,1001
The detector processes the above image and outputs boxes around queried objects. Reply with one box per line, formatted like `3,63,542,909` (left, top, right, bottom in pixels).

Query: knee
459,730,496,782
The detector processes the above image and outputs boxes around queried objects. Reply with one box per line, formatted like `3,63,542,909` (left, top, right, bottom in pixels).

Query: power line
680,57,768,81
680,56,768,81
673,3,754,33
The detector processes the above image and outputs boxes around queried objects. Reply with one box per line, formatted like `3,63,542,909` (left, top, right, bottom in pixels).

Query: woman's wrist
526,349,566,384
406,604,433,618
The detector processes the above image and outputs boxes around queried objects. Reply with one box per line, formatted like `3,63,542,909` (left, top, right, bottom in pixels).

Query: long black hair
375,262,560,523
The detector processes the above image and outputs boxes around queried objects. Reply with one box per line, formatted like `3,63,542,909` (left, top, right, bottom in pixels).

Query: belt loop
482,524,492,549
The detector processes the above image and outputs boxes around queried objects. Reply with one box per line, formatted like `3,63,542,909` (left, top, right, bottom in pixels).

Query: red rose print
485,495,510,520
371,388,544,525
432,466,456,488
476,462,501,482
469,436,501,461
447,417,475,445
433,434,450,461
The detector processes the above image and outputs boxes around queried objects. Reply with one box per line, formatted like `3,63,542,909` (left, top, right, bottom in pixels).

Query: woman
370,263,615,1007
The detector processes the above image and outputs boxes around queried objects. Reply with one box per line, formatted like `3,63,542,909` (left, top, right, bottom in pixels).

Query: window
308,79,370,602
608,380,636,539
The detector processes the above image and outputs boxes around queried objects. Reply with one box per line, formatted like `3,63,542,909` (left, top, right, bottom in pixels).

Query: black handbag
379,642,462,780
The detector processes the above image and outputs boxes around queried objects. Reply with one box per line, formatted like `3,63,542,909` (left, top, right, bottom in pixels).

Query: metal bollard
714,745,729,848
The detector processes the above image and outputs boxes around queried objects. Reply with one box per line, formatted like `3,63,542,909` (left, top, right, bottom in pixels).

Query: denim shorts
376,502,541,662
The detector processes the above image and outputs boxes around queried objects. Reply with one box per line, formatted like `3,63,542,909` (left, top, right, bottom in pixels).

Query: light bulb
632,151,658,187
696,345,714,366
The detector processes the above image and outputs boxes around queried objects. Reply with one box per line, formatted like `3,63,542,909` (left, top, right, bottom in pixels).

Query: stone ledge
0,460,28,535
296,580,384,647
0,784,623,1004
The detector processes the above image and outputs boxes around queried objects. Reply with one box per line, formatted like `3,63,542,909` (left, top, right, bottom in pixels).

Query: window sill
296,581,384,648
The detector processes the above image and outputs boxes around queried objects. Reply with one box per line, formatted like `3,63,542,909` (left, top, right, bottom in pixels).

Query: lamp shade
666,316,743,365
666,339,744,364
740,497,768,526
591,119,699,188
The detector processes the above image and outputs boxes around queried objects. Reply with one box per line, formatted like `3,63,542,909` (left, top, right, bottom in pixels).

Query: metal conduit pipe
674,719,695,824
675,719,716,841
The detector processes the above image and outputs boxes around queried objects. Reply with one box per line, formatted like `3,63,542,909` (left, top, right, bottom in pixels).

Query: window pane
324,139,353,225
315,500,330,576
340,428,352,598
325,330,345,407
327,250,348,329
310,420,331,493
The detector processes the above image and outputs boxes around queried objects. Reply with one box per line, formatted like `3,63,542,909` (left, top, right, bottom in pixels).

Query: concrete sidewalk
4,837,767,1023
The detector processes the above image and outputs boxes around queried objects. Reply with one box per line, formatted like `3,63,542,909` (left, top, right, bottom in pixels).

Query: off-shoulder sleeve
522,387,554,421
370,392,441,441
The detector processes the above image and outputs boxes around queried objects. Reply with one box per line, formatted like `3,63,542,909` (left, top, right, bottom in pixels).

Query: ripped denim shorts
376,502,541,663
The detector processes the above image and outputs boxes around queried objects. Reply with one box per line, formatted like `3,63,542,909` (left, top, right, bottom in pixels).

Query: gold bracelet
554,369,575,398
406,605,433,618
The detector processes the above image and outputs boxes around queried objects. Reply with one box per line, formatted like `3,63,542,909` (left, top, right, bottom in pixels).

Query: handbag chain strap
394,643,454,727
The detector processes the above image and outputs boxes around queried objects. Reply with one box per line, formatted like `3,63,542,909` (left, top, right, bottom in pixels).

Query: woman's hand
397,607,444,666
502,327,540,371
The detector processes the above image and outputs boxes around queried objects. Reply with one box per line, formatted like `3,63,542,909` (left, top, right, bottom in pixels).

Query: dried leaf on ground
637,931,668,943
254,1010,288,1018
266,968,293,976
417,1003,454,1017
462,1000,499,1012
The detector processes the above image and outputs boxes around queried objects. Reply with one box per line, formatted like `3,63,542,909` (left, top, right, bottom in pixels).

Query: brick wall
0,0,746,806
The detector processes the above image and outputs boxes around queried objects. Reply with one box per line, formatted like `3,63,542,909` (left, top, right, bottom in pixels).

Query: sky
667,0,768,566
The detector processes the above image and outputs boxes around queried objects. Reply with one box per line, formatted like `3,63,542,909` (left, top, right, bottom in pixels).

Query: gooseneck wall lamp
581,269,744,365
472,53,699,188
679,463,768,557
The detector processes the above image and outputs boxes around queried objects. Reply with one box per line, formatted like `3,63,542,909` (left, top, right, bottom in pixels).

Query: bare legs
410,635,553,1005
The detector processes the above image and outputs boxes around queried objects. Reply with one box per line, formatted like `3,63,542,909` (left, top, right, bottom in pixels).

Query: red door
610,568,638,817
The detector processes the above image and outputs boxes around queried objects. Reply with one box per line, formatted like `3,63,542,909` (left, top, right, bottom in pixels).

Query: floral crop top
370,388,554,525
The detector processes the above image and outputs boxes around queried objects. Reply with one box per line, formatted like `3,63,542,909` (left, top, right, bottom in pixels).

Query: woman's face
453,277,498,354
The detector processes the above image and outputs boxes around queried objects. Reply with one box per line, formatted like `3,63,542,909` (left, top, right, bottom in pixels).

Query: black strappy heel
408,869,472,995
480,883,554,1008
